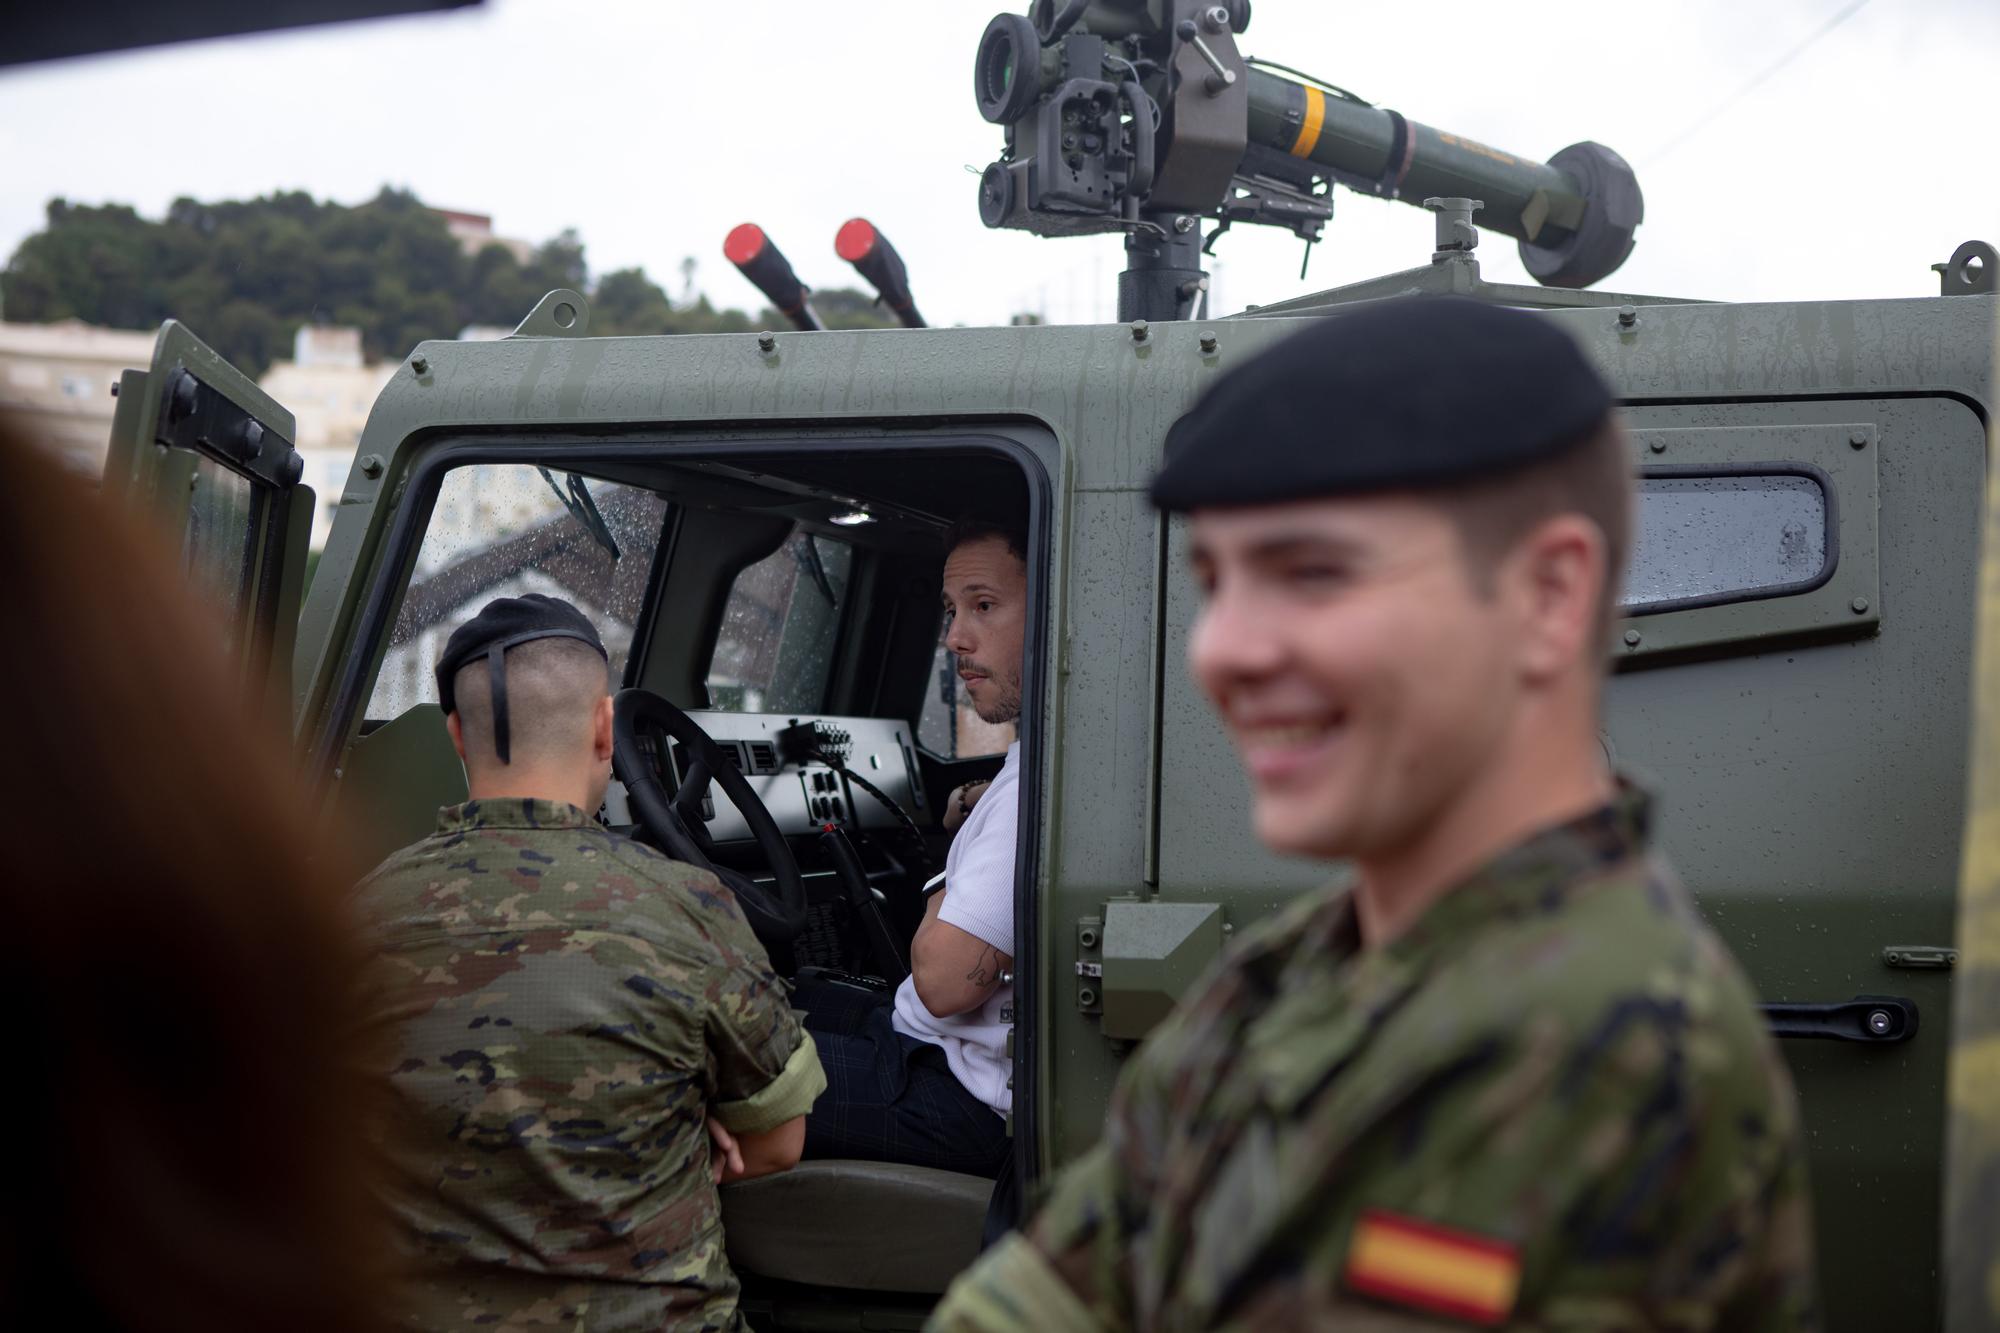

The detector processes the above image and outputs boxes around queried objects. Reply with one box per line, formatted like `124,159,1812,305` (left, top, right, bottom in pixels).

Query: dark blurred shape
835,219,926,329
5,0,481,68
0,418,388,1331
725,223,824,332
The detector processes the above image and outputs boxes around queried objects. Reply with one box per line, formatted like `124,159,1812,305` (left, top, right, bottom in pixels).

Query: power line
1642,0,1874,168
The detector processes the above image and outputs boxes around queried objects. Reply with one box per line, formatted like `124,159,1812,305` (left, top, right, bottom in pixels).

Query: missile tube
1243,68,1587,248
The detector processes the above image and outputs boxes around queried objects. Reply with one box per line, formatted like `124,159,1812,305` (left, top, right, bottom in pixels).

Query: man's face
942,534,1028,725
1187,495,1519,861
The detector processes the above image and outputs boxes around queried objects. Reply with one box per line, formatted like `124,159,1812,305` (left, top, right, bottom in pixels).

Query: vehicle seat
720,1159,991,1293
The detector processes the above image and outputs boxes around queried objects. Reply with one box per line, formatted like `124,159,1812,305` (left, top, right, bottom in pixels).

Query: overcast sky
1,0,1995,330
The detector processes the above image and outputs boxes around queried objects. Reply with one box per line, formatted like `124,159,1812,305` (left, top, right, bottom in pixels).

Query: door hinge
1075,915,1104,1015
157,365,303,489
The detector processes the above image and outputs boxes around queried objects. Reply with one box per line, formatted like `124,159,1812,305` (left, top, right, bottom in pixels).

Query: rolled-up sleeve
712,1032,825,1135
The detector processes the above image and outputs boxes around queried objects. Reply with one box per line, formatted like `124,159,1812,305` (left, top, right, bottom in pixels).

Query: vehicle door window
366,463,669,720
181,454,261,653
918,641,1016,758
704,527,851,713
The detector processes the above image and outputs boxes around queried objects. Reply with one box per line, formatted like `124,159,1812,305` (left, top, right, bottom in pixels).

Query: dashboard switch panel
673,712,925,843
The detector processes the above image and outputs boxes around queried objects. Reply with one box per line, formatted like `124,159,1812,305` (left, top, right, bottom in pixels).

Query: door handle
1761,995,1917,1043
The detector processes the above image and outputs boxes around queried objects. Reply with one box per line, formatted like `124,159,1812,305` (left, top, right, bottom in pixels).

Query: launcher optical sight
973,0,1643,319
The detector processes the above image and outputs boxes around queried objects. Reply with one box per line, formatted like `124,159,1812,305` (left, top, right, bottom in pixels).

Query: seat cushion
720,1159,992,1293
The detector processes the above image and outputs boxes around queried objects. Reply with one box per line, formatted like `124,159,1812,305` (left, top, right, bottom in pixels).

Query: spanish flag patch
1343,1209,1522,1326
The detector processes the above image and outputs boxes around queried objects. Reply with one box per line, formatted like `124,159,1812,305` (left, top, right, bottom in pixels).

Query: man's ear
592,694,616,763
445,710,468,762
1507,514,1604,682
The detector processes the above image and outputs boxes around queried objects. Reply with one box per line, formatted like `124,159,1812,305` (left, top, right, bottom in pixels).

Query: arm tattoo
965,944,1006,991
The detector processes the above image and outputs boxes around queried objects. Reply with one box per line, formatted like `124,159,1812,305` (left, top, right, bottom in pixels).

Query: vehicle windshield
366,461,669,721
705,527,851,713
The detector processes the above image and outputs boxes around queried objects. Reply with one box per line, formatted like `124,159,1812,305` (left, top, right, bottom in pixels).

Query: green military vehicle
89,2,1997,1328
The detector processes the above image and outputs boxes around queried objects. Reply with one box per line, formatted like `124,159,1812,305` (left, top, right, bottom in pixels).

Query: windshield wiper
537,467,622,561
794,532,838,606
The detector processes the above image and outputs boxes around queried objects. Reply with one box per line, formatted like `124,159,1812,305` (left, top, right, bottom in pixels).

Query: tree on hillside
588,268,896,336
0,188,894,372
669,295,758,335
591,268,676,336
810,287,902,331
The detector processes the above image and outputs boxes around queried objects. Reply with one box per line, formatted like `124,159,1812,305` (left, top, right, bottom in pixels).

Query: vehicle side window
917,641,1017,759
704,527,851,713
1622,469,1831,613
366,463,668,720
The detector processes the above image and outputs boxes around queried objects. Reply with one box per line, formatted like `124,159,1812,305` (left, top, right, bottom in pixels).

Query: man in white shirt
801,517,1025,1177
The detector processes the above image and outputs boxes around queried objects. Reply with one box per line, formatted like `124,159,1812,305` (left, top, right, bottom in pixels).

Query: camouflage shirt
932,787,1818,1332
357,798,825,1332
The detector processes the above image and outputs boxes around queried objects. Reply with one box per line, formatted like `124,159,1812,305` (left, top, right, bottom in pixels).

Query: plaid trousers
798,989,1009,1179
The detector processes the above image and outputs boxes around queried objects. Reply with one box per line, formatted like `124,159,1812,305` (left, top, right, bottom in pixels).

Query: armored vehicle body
87,2,1998,1328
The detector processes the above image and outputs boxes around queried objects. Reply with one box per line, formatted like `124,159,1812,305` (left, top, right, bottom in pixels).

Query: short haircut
451,636,611,766
1433,414,1633,645
943,513,1028,566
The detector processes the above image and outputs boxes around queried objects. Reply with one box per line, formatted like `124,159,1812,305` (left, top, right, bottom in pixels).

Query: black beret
1150,296,1614,512
435,594,607,764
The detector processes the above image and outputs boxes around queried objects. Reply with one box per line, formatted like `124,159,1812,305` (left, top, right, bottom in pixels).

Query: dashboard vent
745,741,779,774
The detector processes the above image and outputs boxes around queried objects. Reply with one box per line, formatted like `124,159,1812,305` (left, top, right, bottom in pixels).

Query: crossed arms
910,886,1013,1018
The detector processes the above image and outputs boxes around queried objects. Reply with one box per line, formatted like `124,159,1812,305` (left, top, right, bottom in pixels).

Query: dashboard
618,712,929,843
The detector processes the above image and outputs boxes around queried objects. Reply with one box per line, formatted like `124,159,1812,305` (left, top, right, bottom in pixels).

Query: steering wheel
611,689,809,948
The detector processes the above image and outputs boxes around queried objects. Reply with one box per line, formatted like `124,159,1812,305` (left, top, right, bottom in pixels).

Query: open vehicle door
103,321,313,726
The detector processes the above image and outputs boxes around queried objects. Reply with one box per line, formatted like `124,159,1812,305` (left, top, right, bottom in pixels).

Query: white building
0,317,387,549
258,325,397,548
0,319,157,473
0,291,539,557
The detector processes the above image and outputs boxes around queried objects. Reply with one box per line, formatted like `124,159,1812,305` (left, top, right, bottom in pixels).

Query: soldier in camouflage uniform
358,594,825,1331
932,299,1818,1331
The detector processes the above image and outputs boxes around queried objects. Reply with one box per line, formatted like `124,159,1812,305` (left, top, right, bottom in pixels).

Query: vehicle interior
330,442,1038,1316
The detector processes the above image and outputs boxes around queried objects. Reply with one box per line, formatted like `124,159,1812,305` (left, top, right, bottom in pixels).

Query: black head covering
435,594,608,764
1150,296,1614,512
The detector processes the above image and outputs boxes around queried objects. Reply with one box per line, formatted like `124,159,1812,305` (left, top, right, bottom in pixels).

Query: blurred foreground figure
934,299,1819,1331
0,430,385,1331
356,593,824,1331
